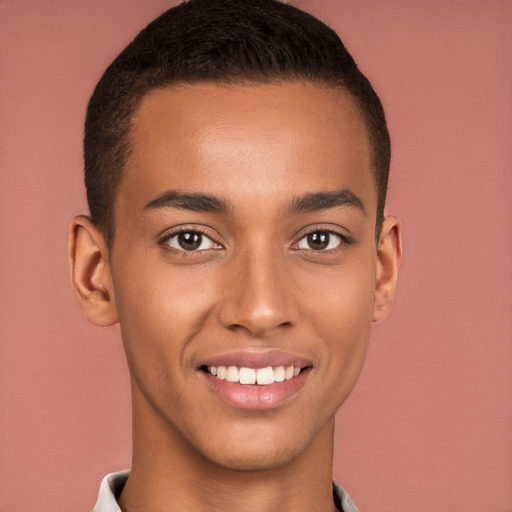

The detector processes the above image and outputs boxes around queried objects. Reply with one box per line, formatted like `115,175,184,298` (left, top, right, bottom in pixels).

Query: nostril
226,320,293,337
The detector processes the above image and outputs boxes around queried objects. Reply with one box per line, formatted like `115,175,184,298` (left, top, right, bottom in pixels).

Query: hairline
104,77,382,249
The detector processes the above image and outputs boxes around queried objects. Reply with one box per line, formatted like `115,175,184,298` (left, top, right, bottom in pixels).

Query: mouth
200,364,305,385
198,351,312,410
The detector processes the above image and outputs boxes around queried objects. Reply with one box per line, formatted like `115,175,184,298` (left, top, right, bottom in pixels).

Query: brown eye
165,231,216,251
297,231,342,251
307,232,329,250
178,232,202,250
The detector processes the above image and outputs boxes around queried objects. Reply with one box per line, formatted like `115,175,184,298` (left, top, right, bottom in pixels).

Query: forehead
119,82,375,218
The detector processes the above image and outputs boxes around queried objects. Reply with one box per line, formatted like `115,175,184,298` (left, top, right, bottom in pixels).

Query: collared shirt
92,471,359,512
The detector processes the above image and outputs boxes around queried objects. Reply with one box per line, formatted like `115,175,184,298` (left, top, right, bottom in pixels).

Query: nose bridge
219,242,296,336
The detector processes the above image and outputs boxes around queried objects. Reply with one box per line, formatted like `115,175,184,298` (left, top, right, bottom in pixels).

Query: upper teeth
208,365,301,385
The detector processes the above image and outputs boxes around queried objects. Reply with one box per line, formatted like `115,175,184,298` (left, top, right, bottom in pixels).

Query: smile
198,350,312,410
205,365,302,385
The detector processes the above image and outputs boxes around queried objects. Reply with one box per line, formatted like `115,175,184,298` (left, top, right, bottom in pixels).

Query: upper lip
198,349,312,369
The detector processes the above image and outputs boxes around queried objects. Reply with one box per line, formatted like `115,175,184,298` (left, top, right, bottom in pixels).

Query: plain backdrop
1,1,511,511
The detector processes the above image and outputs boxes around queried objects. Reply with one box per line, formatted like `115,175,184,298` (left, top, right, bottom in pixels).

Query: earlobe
372,215,402,323
68,216,118,327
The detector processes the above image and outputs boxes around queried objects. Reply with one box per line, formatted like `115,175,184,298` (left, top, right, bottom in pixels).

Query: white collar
92,471,128,512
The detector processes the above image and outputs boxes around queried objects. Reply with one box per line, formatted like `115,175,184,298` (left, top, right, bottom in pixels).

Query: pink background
1,1,511,511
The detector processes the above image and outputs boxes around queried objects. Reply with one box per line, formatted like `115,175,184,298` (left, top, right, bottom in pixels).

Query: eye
164,231,218,251
297,230,343,251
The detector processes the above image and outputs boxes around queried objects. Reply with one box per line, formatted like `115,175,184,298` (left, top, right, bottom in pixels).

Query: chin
192,419,321,472
204,443,302,472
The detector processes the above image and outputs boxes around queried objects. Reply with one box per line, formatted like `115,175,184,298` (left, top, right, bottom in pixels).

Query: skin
69,82,401,512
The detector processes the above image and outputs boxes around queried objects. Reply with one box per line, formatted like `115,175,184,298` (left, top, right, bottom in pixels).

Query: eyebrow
288,189,365,215
142,188,365,217
143,190,231,214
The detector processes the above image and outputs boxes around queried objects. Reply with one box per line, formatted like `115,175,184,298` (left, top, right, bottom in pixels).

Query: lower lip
202,369,310,410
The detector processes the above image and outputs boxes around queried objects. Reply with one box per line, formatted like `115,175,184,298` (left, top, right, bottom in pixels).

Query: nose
218,247,297,337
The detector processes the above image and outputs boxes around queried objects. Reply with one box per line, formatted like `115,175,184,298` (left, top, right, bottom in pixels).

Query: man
69,0,401,510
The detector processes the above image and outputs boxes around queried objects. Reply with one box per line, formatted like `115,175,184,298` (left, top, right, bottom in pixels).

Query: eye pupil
178,232,202,250
307,231,329,250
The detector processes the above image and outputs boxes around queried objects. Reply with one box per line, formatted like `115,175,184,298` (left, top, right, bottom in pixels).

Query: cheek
113,250,215,335
303,250,376,329
300,252,376,388
110,257,217,385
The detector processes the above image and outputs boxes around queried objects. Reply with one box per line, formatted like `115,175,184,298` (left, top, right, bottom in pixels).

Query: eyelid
167,232,216,251
297,232,342,250
157,225,224,251
291,225,352,251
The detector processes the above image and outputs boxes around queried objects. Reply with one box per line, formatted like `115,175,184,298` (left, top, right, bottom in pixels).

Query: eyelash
292,227,352,253
158,227,222,254
157,226,352,255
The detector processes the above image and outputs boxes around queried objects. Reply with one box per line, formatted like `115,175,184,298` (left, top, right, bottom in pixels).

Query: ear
372,215,402,323
68,216,118,327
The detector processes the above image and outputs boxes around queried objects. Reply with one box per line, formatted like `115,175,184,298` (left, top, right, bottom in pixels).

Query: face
105,82,389,470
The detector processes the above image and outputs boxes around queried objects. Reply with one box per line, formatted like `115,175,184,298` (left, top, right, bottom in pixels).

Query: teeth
274,366,285,382
207,365,303,385
239,367,256,384
226,366,239,383
256,367,274,385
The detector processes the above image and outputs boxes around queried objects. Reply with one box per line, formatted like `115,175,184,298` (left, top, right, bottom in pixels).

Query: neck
118,386,338,512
